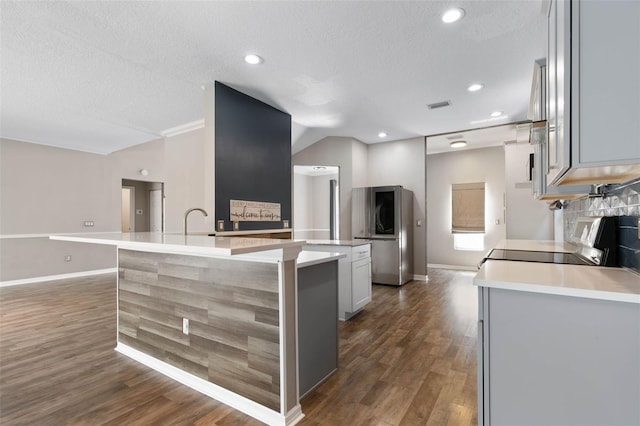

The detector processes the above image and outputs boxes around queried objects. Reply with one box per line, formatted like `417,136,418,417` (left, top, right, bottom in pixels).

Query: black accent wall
214,82,291,231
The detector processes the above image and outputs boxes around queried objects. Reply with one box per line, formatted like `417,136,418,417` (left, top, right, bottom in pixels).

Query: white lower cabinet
351,256,371,312
304,243,372,320
478,287,640,425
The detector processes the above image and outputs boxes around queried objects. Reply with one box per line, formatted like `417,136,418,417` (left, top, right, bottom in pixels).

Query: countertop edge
474,277,640,304
50,234,305,258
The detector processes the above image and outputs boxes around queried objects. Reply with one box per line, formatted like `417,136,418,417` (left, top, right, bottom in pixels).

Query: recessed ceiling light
467,83,484,92
442,7,465,23
378,132,387,138
450,140,467,148
490,111,503,117
244,54,263,65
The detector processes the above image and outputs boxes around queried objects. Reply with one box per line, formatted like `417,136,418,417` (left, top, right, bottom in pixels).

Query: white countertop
493,239,577,253
213,229,292,236
302,239,371,247
234,249,345,268
50,232,305,257
475,260,640,304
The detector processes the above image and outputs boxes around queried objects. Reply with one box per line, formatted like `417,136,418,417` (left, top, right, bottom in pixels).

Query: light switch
416,219,422,227
495,219,500,225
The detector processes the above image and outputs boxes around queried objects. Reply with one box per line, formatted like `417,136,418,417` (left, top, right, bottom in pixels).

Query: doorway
121,186,135,232
121,179,165,233
292,165,340,240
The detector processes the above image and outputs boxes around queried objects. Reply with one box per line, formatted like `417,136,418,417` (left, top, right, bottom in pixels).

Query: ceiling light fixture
490,111,503,117
467,83,484,92
442,7,465,23
450,140,467,149
378,132,387,138
244,54,263,65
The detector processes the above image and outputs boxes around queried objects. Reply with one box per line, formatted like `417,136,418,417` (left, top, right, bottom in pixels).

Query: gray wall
504,142,553,239
292,136,427,277
366,137,426,277
427,146,506,268
293,137,368,241
214,82,291,231
0,129,212,282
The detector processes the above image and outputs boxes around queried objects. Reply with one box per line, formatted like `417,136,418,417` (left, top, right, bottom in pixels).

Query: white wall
163,128,213,233
293,172,312,231
504,143,553,239
0,129,212,282
426,146,506,269
366,137,426,277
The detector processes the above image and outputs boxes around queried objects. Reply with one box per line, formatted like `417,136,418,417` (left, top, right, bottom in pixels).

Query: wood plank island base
50,232,315,426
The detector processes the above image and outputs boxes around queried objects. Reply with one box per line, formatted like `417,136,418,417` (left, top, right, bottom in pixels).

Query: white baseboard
0,268,117,287
427,263,478,272
412,274,428,281
116,343,301,426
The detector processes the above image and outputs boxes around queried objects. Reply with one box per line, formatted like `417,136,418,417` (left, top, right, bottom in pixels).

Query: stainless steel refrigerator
352,186,413,286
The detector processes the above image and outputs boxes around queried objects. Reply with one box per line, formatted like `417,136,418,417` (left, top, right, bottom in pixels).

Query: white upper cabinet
547,0,640,186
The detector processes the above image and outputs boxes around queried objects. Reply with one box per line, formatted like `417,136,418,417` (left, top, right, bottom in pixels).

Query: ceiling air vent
427,100,451,110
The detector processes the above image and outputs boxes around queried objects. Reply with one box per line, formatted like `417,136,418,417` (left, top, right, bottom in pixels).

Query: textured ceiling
0,1,547,155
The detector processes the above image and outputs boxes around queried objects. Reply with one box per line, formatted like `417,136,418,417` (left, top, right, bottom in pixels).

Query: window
452,182,485,233
454,233,485,251
452,182,485,251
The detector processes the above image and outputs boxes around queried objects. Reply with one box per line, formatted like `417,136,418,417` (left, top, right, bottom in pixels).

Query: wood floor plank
0,268,478,425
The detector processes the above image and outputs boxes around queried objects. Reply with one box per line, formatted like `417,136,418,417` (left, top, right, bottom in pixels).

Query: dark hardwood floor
0,269,477,425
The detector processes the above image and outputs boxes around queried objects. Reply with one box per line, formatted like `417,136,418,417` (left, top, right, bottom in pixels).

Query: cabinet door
572,0,640,166
547,0,572,185
351,257,371,312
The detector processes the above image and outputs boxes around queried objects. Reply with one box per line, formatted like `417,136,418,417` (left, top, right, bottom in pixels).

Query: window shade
452,182,485,233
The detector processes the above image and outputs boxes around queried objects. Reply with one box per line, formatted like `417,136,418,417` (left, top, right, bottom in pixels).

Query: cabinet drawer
352,244,370,262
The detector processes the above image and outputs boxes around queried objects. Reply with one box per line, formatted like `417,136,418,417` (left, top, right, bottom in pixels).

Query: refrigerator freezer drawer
371,239,400,285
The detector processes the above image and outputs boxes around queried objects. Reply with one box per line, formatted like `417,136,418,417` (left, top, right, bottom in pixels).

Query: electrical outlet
64,255,72,262
83,221,94,227
217,220,225,232
182,318,189,335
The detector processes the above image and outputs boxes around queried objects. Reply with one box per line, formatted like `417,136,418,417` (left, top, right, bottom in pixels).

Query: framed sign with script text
230,200,282,222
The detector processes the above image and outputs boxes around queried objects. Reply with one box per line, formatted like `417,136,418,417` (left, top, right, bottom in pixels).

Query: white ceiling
294,165,340,177
0,1,547,155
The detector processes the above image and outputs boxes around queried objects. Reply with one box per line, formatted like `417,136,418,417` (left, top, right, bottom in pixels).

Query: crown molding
161,119,205,138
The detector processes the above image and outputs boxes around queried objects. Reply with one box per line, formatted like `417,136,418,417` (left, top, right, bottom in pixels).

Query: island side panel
117,249,281,411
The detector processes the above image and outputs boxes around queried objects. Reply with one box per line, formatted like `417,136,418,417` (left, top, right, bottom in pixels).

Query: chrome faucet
183,208,208,235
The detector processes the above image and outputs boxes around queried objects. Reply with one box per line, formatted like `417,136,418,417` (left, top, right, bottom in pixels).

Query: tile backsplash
563,180,640,272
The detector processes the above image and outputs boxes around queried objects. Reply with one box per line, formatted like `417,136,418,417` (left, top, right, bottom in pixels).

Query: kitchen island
474,256,640,425
50,232,338,426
